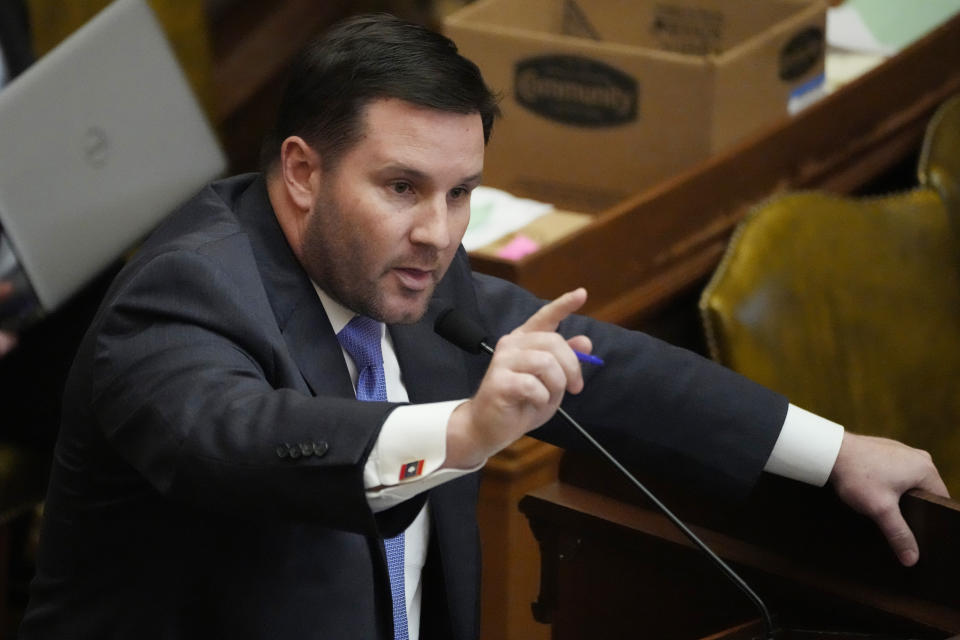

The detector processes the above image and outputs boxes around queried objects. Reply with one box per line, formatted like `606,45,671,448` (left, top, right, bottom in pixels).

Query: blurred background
2,1,959,638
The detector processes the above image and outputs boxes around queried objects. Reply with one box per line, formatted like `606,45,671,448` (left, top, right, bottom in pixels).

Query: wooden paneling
477,438,562,640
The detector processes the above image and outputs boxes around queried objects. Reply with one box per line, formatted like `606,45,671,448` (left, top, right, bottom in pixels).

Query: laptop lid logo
82,126,110,168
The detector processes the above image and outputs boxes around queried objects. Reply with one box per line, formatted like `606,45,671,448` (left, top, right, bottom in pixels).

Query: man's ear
278,136,322,212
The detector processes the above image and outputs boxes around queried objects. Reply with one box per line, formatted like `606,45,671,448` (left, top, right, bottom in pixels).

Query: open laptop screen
0,0,226,328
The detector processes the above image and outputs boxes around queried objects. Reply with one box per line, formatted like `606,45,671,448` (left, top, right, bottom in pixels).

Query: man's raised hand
444,288,592,469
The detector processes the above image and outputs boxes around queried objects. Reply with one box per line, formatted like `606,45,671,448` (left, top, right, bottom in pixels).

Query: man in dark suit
20,13,947,640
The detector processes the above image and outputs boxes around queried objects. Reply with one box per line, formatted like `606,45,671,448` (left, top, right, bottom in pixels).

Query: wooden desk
520,453,960,640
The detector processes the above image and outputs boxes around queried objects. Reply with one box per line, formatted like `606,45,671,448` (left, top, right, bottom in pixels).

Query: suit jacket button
276,444,289,459
312,441,329,457
299,442,313,457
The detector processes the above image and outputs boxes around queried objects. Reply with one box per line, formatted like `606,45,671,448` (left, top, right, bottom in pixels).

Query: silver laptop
0,0,226,328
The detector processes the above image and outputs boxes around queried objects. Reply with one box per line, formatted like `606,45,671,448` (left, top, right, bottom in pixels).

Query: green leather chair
700,95,960,496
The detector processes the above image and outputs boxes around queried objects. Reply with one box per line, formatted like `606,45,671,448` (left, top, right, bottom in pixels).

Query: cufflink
399,460,424,481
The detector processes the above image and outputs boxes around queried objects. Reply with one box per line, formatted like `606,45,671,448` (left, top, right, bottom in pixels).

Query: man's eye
450,187,468,199
392,182,411,194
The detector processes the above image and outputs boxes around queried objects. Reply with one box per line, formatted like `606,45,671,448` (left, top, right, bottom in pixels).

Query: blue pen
575,350,604,366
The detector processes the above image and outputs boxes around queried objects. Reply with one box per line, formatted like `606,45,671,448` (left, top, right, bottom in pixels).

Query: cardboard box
444,0,827,212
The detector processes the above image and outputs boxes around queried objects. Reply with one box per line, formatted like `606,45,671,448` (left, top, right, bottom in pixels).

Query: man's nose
409,195,451,249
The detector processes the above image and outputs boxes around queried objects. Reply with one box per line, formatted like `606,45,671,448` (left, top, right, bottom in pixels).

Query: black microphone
434,307,779,640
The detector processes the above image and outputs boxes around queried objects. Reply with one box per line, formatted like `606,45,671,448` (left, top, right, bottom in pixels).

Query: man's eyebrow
379,164,429,181
461,172,483,186
377,165,483,186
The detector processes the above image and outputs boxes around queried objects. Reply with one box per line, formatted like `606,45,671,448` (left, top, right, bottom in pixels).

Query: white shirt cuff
364,399,482,512
763,404,845,486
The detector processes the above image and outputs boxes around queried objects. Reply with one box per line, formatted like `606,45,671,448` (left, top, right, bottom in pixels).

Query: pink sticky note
496,234,540,260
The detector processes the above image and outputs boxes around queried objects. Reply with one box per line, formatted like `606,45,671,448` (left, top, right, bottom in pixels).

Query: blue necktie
337,315,408,640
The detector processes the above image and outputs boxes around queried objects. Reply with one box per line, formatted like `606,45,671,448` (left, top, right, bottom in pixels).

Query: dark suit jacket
20,174,787,639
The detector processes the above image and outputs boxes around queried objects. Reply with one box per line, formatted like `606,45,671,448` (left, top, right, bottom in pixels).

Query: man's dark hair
261,13,500,172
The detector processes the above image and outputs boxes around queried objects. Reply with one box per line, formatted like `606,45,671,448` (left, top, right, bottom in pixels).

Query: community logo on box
779,26,824,82
514,55,638,127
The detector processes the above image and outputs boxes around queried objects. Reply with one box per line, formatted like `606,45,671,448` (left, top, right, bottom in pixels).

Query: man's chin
375,290,433,325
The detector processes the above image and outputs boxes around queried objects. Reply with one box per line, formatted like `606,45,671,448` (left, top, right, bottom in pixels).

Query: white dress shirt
314,285,844,638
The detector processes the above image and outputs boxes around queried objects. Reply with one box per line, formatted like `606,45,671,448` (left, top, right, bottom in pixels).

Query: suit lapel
282,294,356,398
389,297,476,404
235,175,354,398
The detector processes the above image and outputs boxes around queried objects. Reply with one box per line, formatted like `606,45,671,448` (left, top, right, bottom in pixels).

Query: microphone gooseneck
434,307,777,640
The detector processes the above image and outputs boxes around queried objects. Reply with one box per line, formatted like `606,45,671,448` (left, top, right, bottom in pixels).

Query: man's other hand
444,288,593,469
0,331,16,357
0,281,18,357
830,432,949,566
